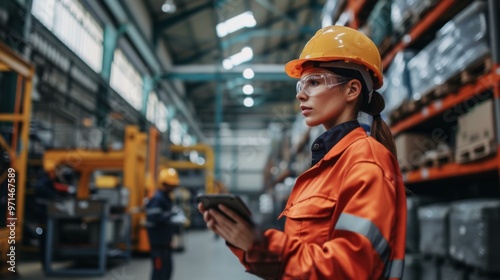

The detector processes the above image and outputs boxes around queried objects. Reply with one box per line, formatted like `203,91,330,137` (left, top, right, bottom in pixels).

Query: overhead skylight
222,47,253,70
216,11,256,37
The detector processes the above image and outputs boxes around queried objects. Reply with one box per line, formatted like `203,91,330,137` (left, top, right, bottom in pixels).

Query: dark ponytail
361,91,397,158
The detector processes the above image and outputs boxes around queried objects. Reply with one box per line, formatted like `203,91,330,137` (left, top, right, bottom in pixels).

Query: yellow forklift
0,42,34,278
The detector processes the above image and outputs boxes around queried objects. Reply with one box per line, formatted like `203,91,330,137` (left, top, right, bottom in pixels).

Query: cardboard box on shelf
395,133,437,172
455,99,496,163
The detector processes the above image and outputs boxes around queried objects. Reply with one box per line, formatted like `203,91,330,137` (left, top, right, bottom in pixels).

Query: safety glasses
296,72,347,96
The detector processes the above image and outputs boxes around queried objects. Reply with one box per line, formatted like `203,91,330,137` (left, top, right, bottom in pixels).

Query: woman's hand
198,202,255,251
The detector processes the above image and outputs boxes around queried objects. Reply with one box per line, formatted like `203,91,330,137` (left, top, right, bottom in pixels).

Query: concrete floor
16,229,261,280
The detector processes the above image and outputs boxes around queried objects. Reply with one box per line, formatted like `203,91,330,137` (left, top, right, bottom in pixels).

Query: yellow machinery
42,125,160,253
163,144,225,229
0,42,34,276
164,144,220,194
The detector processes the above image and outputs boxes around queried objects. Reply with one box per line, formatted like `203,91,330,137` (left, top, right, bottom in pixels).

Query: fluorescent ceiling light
162,0,176,13
243,97,254,107
243,84,254,95
216,11,256,37
243,68,255,79
222,47,253,70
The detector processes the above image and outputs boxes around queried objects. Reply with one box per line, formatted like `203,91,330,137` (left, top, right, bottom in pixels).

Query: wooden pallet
455,138,496,163
434,56,493,97
460,56,493,85
420,149,453,168
401,56,493,119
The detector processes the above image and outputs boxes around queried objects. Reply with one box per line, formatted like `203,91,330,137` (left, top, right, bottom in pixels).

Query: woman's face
296,68,358,130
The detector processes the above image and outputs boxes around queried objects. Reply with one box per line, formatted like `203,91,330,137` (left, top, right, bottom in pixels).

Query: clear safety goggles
296,72,348,96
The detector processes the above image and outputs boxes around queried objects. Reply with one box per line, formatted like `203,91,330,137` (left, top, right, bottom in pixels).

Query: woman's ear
345,79,362,102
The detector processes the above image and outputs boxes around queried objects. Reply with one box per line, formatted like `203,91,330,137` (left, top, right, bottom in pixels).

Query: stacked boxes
420,258,440,280
407,39,440,100
440,262,467,280
365,0,393,48
435,1,490,85
449,199,500,273
407,1,490,101
406,198,500,279
406,196,438,252
395,133,437,172
382,51,414,117
402,254,422,280
455,99,496,163
418,203,450,257
391,0,439,37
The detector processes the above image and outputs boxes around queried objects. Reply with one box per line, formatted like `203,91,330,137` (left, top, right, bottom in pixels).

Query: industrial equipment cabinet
44,199,131,276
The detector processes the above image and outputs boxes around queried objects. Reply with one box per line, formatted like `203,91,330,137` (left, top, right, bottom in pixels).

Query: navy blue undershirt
311,120,360,166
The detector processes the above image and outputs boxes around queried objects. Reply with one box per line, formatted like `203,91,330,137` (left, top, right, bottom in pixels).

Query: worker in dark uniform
33,161,74,272
146,167,180,280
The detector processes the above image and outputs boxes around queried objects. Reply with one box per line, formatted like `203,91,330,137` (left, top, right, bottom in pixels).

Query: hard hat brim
285,57,383,89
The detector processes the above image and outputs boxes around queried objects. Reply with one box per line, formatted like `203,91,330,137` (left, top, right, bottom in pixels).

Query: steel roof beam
178,2,318,64
154,1,213,31
161,64,290,81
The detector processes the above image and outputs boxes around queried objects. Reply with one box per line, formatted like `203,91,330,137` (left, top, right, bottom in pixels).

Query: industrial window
110,49,143,110
170,118,182,145
146,93,168,133
182,134,194,146
157,103,168,133
146,92,158,123
32,0,103,73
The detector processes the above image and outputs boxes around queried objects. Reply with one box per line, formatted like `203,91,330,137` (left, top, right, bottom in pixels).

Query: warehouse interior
1,0,500,279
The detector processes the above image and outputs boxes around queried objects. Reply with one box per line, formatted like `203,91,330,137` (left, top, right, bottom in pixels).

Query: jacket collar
311,121,359,166
322,127,368,162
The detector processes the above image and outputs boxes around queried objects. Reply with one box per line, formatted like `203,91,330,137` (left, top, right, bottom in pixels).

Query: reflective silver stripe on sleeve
334,213,390,263
384,259,404,279
334,213,404,279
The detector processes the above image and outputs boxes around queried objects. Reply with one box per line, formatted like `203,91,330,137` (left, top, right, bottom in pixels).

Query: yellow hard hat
285,25,383,90
158,168,180,186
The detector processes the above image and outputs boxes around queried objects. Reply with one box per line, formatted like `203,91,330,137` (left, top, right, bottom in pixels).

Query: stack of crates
404,197,500,279
455,99,497,164
449,199,500,277
407,1,490,103
404,196,438,279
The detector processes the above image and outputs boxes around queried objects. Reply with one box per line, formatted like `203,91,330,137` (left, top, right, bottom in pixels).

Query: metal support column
98,24,127,150
214,80,223,181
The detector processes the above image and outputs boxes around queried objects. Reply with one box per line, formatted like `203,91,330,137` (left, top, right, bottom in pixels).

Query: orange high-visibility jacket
229,127,407,280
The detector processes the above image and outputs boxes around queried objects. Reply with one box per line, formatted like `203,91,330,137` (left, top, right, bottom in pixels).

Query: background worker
198,25,407,279
145,167,180,280
32,161,74,272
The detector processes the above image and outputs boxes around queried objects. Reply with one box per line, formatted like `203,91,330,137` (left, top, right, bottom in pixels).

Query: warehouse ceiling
142,0,328,134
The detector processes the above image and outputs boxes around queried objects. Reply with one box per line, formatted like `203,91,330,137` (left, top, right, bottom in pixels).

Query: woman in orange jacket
198,25,407,280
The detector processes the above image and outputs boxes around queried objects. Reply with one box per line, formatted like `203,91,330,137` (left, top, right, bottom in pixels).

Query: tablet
197,194,253,224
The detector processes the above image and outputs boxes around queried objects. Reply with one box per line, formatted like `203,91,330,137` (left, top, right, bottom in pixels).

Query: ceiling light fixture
243,97,254,107
243,68,255,79
162,0,177,13
216,11,256,38
222,47,253,70
243,84,254,95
